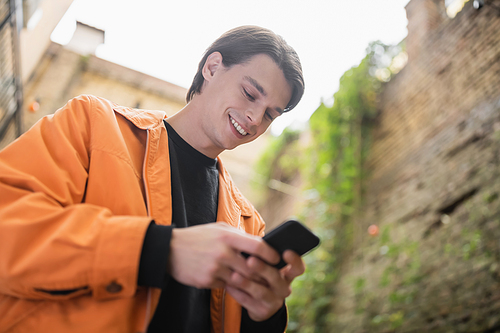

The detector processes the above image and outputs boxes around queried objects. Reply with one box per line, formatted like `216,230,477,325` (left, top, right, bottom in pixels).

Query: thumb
282,250,305,281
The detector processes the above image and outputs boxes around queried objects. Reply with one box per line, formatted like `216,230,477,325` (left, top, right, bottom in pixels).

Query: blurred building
0,4,270,204
0,0,72,149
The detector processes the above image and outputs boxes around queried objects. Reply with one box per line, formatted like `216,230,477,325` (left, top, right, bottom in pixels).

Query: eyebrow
244,76,266,96
244,76,284,115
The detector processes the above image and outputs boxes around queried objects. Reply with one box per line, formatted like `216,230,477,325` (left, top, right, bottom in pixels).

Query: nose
245,107,265,127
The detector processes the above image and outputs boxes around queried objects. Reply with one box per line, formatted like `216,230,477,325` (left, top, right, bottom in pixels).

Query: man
0,26,305,332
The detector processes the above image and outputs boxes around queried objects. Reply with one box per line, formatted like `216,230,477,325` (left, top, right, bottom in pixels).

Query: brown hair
186,26,304,112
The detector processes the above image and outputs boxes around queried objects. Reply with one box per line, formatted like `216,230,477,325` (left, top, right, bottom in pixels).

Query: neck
166,100,222,159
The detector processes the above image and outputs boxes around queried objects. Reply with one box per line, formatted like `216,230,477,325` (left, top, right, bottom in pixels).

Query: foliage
251,128,302,209
253,128,301,187
285,42,382,332
253,41,406,332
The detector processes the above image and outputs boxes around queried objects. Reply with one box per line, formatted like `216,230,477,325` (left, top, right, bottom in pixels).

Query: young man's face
199,53,292,155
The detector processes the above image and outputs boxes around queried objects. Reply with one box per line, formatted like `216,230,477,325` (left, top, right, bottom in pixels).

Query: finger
246,256,291,299
225,282,282,322
216,250,256,279
213,264,236,285
198,224,262,279
243,257,270,287
282,250,305,281
228,271,274,303
226,282,252,302
219,229,280,266
225,285,255,312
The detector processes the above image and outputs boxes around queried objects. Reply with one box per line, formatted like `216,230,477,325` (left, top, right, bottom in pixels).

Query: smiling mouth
230,116,248,136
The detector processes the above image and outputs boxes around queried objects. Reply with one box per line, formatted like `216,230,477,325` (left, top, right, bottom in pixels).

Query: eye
243,88,255,101
265,111,274,121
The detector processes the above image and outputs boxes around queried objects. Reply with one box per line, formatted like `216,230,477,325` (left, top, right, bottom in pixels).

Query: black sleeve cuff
137,222,173,288
240,302,287,333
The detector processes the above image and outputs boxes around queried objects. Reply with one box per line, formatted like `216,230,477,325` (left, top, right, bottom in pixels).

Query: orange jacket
0,95,268,333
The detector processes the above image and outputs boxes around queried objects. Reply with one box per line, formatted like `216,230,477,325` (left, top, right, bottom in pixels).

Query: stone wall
332,0,500,331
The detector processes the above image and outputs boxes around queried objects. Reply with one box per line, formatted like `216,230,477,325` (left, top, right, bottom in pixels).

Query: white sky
51,0,410,135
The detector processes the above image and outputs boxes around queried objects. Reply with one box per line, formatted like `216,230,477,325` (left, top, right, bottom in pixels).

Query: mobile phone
243,219,320,269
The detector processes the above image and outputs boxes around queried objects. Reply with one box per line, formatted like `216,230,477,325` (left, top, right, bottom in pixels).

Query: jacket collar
112,103,253,218
112,105,166,130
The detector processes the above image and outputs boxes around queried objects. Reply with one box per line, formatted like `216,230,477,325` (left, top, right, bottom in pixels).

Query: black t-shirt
146,120,218,333
138,120,287,333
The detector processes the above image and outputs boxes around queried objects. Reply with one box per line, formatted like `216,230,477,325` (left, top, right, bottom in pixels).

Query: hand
167,222,280,289
225,250,305,322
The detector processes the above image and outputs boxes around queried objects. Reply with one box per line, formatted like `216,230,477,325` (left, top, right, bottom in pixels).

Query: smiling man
0,26,305,333
170,53,291,158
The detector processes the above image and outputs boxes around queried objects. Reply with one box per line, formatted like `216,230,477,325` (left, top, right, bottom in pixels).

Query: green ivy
286,42,389,332
253,41,406,332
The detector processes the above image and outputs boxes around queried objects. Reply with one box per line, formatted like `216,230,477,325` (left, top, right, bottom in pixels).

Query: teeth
230,117,247,136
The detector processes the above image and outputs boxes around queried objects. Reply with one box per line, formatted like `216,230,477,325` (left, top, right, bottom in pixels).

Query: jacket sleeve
0,95,151,301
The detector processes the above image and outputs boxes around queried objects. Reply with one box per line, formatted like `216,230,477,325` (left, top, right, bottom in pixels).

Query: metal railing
0,0,22,143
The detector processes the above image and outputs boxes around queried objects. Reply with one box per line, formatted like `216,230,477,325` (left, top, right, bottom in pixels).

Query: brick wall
331,0,500,331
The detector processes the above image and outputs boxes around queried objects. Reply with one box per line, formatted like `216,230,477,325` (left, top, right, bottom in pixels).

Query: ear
202,52,223,82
